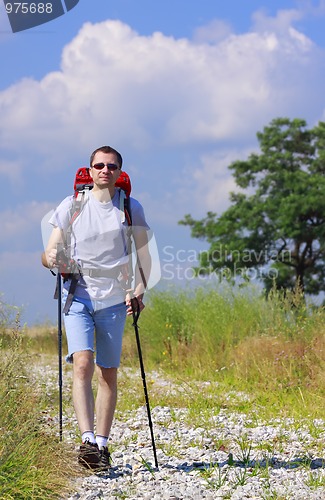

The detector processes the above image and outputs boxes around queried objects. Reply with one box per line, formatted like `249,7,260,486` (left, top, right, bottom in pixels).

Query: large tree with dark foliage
180,118,325,295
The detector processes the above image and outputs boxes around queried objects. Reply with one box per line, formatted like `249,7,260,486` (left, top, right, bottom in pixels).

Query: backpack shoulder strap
71,187,91,222
122,195,147,292
64,188,90,245
55,189,90,313
120,192,133,291
119,187,132,225
124,195,132,226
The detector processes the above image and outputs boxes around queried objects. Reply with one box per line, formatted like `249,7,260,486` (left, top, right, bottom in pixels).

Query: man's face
89,151,121,189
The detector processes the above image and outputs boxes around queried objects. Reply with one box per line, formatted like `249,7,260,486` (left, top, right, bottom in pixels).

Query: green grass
120,284,325,419
1,284,325,497
0,311,77,500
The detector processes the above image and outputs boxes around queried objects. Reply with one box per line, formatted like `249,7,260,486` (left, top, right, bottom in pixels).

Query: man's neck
92,185,116,202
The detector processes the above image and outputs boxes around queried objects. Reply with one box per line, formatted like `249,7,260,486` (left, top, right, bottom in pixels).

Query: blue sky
1,0,325,324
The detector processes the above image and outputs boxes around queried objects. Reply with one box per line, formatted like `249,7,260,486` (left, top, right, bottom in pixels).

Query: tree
180,118,325,295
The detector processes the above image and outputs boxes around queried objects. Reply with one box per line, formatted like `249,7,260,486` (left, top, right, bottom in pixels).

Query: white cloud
0,158,24,187
252,8,313,53
171,147,256,222
252,7,303,32
0,201,55,247
132,147,254,229
193,19,233,43
1,11,324,235
290,0,325,19
0,13,323,172
192,149,250,213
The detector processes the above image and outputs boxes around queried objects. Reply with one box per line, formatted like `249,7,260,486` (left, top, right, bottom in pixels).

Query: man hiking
41,145,151,470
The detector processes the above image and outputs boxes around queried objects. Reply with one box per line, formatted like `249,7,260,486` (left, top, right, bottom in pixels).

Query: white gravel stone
30,361,325,500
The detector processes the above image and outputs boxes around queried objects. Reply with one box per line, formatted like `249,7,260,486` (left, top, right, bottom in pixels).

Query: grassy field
0,311,77,500
122,284,325,419
0,284,325,498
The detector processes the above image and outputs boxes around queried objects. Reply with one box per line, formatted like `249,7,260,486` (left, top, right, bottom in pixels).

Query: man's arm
41,226,64,269
133,227,152,296
125,227,151,316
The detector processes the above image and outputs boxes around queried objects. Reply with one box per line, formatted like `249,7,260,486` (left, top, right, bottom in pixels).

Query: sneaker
78,439,100,469
97,446,112,471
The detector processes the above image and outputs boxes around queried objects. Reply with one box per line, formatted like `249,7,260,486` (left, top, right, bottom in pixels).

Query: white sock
82,431,96,444
96,435,108,449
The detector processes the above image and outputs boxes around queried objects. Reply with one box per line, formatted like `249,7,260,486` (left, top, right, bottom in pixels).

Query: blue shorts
62,292,127,368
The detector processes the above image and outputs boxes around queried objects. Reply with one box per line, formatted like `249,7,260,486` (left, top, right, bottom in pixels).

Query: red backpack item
74,167,131,198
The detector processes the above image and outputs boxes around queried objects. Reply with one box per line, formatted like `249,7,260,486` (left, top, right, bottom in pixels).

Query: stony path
34,361,325,499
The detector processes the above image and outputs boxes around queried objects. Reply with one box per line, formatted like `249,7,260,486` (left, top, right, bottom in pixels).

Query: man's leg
95,366,118,438
72,350,95,434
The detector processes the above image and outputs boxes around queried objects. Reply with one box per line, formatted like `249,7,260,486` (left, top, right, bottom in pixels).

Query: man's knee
73,350,94,380
96,366,117,386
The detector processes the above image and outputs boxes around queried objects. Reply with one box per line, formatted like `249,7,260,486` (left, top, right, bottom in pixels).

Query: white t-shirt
49,189,149,303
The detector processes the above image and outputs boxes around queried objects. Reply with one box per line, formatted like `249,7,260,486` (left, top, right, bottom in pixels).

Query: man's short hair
90,146,123,169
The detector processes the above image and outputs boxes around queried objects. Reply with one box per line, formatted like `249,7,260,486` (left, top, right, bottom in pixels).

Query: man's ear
89,168,94,180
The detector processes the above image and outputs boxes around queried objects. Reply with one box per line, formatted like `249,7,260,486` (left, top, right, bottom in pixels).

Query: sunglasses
92,162,119,171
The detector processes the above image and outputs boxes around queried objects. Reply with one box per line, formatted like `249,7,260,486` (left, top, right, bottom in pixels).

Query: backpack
72,166,132,221
56,167,134,314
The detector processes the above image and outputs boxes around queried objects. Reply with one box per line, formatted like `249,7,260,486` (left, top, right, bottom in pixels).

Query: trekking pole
57,272,63,442
131,297,158,469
